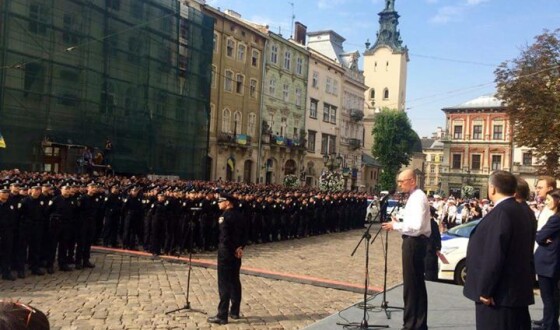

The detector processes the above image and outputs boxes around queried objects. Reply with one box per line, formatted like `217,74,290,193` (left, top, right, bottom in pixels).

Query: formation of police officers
0,171,369,281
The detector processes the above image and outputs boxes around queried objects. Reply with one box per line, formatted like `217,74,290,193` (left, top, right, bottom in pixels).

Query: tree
371,108,419,190
495,29,560,176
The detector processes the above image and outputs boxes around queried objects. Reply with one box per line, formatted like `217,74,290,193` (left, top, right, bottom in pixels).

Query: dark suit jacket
463,197,535,307
535,214,560,278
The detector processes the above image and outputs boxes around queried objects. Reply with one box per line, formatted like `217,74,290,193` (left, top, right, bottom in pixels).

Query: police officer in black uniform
18,185,46,276
0,188,16,281
122,186,142,250
47,184,75,272
75,183,99,269
207,193,247,325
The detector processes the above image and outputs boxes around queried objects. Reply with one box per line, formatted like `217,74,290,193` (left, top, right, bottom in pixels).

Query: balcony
349,109,364,122
348,138,361,150
217,132,252,147
262,134,307,151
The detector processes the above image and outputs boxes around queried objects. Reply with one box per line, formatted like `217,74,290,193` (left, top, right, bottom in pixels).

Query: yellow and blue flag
0,131,6,148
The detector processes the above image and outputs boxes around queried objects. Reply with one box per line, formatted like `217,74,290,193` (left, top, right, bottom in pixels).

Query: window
493,125,503,140
452,154,462,169
283,51,291,70
213,33,219,53
310,98,318,119
268,78,276,96
430,164,435,173
333,80,339,96
128,37,142,64
237,44,246,62
236,74,244,94
471,154,481,170
249,79,257,98
522,152,532,166
180,18,190,40
320,134,336,154
211,65,217,88
222,108,231,133
233,112,241,134
453,125,463,139
226,39,235,57
282,84,289,101
370,89,375,99
308,131,316,152
248,113,256,136
270,45,278,64
106,0,120,10
62,14,79,44
24,63,45,97
323,103,337,124
326,77,332,94
295,87,302,107
383,88,389,99
472,125,482,140
491,155,502,170
224,70,233,92
251,49,260,67
312,71,319,88
210,104,215,132
29,4,48,35
296,57,303,75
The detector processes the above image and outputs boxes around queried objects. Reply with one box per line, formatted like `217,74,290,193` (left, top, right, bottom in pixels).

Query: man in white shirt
382,169,431,330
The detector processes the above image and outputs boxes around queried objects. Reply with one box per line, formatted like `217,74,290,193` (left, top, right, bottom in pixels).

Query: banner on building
0,131,6,148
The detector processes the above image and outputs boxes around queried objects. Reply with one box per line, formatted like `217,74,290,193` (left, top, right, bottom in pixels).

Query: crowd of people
0,169,370,281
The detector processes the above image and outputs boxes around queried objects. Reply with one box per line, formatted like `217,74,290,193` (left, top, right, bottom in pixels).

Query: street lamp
323,153,343,171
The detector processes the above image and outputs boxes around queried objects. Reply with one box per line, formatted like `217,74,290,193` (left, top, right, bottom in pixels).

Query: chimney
294,21,307,45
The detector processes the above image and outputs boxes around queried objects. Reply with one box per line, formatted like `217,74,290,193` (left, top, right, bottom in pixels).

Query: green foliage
495,29,560,176
371,108,418,190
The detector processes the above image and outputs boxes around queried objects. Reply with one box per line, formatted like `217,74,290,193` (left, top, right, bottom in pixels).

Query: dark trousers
538,274,560,330
217,257,242,320
102,214,119,246
402,236,428,330
15,222,42,271
75,219,96,265
0,226,14,276
475,303,531,330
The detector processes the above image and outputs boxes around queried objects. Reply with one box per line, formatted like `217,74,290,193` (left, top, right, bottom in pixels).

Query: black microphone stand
166,207,206,316
370,194,404,319
337,198,389,329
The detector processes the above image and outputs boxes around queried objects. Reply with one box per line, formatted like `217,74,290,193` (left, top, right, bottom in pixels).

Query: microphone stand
370,194,404,319
337,198,389,329
166,207,206,316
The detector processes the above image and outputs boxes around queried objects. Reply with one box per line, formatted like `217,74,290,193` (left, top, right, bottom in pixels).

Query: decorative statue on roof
386,0,395,11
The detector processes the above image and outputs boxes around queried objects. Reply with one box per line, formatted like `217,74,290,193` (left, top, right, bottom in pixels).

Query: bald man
382,169,431,330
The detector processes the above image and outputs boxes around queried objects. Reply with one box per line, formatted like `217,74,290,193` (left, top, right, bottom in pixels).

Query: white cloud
430,0,490,24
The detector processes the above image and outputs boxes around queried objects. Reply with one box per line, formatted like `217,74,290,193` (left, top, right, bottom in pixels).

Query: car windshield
446,219,481,238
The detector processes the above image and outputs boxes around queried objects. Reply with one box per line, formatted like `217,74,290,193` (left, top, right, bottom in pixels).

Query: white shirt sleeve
393,189,432,237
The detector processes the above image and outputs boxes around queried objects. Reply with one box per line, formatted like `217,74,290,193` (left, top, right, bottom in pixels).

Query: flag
227,157,235,171
0,131,6,148
235,134,247,145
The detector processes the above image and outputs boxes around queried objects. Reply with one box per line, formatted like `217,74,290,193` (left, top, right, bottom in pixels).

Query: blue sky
206,0,560,138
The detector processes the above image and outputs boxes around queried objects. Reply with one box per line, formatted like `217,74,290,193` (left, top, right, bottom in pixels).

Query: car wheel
454,260,467,285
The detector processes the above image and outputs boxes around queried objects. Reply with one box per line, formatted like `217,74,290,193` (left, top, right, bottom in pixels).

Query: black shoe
31,269,45,276
207,316,227,325
74,264,83,270
59,265,72,272
84,262,95,268
46,266,55,274
2,273,16,281
230,314,240,320
17,271,25,279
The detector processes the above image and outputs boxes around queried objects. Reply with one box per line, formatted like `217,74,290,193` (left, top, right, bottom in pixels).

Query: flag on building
0,131,6,148
236,134,247,145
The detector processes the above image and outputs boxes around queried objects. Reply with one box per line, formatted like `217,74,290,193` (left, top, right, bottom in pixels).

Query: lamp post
323,153,343,171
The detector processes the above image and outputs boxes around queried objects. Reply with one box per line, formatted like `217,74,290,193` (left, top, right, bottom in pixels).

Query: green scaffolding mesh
0,0,214,179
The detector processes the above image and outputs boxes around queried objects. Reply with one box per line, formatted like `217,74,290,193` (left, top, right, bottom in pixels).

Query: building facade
0,0,214,178
440,95,513,198
259,27,309,185
203,7,267,183
422,138,444,195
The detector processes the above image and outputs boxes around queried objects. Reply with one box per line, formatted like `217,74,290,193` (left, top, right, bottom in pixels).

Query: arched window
383,88,389,99
233,111,242,134
209,103,216,132
222,108,231,133
369,88,375,100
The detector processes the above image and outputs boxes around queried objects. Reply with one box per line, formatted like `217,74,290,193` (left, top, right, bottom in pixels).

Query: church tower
362,0,409,153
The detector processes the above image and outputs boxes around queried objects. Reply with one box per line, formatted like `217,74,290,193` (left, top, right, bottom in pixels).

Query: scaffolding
0,0,214,179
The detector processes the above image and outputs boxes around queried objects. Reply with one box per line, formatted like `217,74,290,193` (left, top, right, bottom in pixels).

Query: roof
362,153,382,167
443,95,505,111
421,138,434,150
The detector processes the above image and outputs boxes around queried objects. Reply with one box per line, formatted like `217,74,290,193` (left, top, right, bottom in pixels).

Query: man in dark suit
463,170,534,330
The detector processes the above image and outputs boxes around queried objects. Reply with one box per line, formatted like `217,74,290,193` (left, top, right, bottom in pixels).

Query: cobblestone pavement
1,225,405,329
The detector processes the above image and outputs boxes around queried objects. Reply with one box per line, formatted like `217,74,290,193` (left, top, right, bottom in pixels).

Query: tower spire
365,0,406,54
384,0,395,12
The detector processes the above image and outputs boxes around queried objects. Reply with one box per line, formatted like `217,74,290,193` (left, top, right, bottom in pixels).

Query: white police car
437,219,481,285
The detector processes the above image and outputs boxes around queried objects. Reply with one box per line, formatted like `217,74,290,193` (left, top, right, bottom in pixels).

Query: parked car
365,199,379,223
365,199,405,223
437,219,481,285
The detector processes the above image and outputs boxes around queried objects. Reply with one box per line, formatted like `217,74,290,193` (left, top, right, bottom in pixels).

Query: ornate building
203,7,267,182
0,0,214,178
440,95,513,198
259,23,309,185
422,138,444,195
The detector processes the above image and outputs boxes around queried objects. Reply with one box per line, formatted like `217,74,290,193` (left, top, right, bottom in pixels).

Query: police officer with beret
208,193,247,325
